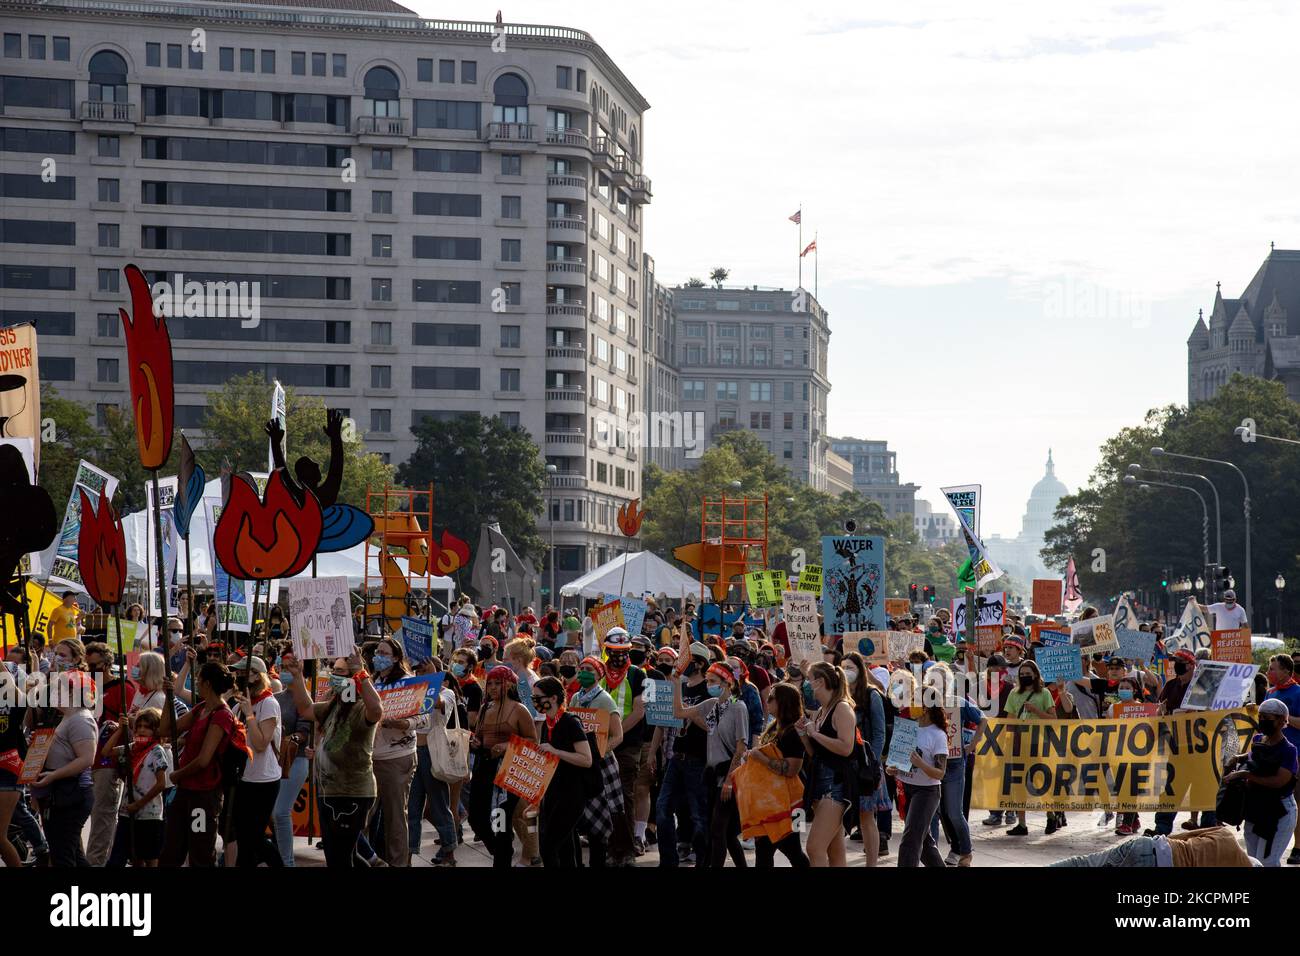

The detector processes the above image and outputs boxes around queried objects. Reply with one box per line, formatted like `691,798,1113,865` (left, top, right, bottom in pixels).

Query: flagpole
814,231,819,303
797,204,803,290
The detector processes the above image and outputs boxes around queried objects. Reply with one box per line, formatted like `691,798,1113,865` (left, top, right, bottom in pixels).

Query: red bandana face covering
545,705,566,733
604,659,631,692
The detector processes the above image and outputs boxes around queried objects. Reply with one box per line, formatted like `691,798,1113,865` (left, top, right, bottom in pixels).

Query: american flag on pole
801,239,816,257
789,210,801,224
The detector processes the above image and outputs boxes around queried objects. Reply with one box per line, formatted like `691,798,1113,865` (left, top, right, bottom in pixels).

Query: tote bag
428,693,470,783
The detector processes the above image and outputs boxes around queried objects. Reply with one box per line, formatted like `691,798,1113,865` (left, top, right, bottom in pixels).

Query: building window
53,36,70,60
371,365,391,389
750,412,771,429
188,47,202,69
332,53,346,77
165,43,181,69
502,282,521,305
715,381,738,401
98,135,119,158
261,49,275,73
239,48,255,72
749,382,771,401
291,51,305,75
438,59,454,83
371,190,392,214
417,58,432,82
500,368,520,391
364,408,390,433
557,66,571,89
146,42,160,67
219,47,234,71
312,52,326,76
500,238,521,262
783,381,794,401
784,442,793,460
501,195,521,219
98,268,119,292
97,178,119,202
96,312,118,337
97,358,119,383
783,349,794,366
461,61,476,83
371,148,392,170
371,278,392,302
500,325,520,348
371,234,392,258
4,34,20,58
783,412,793,430
97,223,119,248
501,154,521,176
371,321,392,345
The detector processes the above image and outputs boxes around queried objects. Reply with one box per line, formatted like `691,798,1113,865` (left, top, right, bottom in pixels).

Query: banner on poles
1,579,58,645
940,484,1003,587
287,576,353,661
971,708,1254,811
1165,599,1211,655
46,460,120,593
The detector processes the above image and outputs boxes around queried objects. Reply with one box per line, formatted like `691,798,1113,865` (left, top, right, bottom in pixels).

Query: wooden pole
150,471,179,837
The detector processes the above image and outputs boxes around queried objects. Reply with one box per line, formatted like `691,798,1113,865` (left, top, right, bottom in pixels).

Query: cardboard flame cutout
76,487,126,607
432,530,471,575
119,264,174,470
213,471,322,580
617,498,645,537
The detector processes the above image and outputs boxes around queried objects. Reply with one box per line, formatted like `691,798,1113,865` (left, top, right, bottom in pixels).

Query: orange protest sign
289,773,321,838
588,600,624,649
570,706,612,756
18,729,55,785
976,625,1002,656
1211,627,1251,664
885,598,911,619
1114,702,1158,719
494,734,559,805
1032,579,1063,616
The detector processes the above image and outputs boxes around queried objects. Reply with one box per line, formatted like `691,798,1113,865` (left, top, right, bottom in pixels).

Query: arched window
364,66,400,116
630,126,639,159
88,49,128,103
493,72,528,124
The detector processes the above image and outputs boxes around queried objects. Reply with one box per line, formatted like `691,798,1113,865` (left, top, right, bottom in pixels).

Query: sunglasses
531,696,551,707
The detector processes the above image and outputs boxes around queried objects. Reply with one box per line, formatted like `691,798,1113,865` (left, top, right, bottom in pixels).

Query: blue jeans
928,755,971,855
271,756,310,866
12,793,46,852
1052,836,1158,867
1152,809,1217,834
1244,795,1298,866
408,746,456,855
655,755,708,867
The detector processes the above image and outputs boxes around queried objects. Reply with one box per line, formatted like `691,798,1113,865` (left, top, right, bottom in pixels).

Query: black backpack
1215,775,1247,827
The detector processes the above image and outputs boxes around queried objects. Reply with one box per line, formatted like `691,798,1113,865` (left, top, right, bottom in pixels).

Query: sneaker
1045,817,1059,835
1006,824,1029,836
958,853,973,867
1180,819,1201,831
1057,814,1068,828
944,850,960,866
1097,812,1114,827
849,827,863,842
879,838,890,857
981,813,1005,827
432,851,457,867
1116,824,1136,836
632,837,646,857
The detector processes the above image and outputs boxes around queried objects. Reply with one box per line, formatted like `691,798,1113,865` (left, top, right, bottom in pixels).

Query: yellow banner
1,579,59,647
971,708,1255,812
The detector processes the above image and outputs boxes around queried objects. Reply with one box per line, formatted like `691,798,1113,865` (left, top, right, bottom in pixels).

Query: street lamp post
1152,447,1251,627
546,464,557,608
1127,463,1222,566
1276,573,1286,639
1123,475,1210,570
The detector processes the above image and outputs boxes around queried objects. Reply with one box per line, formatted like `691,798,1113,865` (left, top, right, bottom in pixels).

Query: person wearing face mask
601,629,650,864
269,653,313,866
502,638,542,866
1100,675,1147,836
444,647,479,835
798,662,857,867
655,640,712,867
1002,660,1055,837
82,642,137,868
31,668,99,867
1207,589,1249,630
885,704,950,868
842,651,887,865
366,637,417,866
1144,649,1201,838
1223,697,1298,865
672,658,748,867
468,665,537,866
568,655,624,866
746,681,810,867
228,654,283,867
101,707,170,867
531,675,593,866
557,648,582,697
1261,654,1300,863
473,636,501,682
409,660,462,866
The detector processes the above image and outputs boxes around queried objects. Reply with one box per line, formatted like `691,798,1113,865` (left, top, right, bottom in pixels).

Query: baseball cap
1223,589,1236,600
232,656,267,674
1259,698,1290,721
689,641,711,661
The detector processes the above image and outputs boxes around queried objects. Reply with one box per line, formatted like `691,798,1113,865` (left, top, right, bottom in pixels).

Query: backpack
218,711,250,785
852,725,882,796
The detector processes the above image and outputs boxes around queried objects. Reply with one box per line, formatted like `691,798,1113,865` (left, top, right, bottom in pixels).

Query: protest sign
287,576,353,661
1112,593,1138,631
1070,614,1119,654
886,717,919,772
204,498,252,633
0,579,57,646
1115,628,1157,664
571,706,612,756
144,475,180,616
588,600,624,648
289,776,321,838
947,707,963,759
1032,579,1063,616
1165,599,1211,655
972,708,1252,811
889,632,927,662
797,565,823,595
821,535,885,633
1115,702,1158,719
951,592,1006,632
399,616,434,664
1032,624,1070,646
842,631,891,665
106,619,140,653
1183,661,1256,711
1035,642,1083,683
643,678,683,728
494,734,559,805
18,729,55,785
975,625,1003,656
1211,627,1252,664
378,673,443,720
46,460,120,593
619,596,648,637
744,570,787,608
0,324,41,472
885,598,911,619
782,590,821,665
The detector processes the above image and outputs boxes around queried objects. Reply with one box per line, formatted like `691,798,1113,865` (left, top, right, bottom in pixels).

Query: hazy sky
413,0,1299,535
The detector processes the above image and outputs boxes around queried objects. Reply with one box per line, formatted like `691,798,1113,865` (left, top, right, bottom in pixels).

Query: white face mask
842,667,859,684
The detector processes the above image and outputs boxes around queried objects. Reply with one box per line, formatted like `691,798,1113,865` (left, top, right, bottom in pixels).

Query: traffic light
909,583,919,602
923,585,936,604
1217,565,1232,592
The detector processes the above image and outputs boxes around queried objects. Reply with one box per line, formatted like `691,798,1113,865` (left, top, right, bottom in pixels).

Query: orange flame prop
432,530,471,575
213,471,322,580
119,263,174,470
617,498,645,537
76,487,125,607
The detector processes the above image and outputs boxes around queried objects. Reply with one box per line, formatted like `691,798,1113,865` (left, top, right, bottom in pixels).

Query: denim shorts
0,767,20,792
807,762,847,806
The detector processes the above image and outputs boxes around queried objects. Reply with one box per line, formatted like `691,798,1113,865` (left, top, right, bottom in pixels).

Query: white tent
560,550,710,601
121,477,454,592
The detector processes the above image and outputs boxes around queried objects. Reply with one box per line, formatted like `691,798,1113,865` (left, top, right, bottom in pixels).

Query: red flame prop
76,487,125,607
617,498,645,537
432,530,471,575
213,471,322,580
119,264,175,470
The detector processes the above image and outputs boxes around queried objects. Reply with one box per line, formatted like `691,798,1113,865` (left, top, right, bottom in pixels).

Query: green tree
396,413,547,562
709,267,730,288
684,277,706,288
199,372,393,508
36,383,103,523
98,406,181,516
1043,375,1300,627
